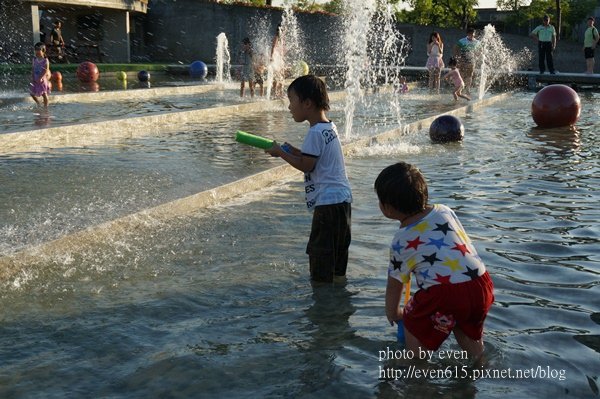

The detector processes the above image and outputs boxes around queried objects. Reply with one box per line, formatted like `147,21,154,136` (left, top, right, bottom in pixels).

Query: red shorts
403,272,494,350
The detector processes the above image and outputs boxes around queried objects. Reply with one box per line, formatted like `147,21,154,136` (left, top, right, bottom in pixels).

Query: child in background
443,57,471,101
398,76,409,94
239,37,255,98
30,42,51,107
374,162,494,359
265,75,352,283
253,57,267,97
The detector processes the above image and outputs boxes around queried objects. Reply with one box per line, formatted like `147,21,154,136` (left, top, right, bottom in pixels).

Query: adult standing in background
583,16,599,74
530,15,557,74
453,28,478,95
426,32,444,94
50,20,69,63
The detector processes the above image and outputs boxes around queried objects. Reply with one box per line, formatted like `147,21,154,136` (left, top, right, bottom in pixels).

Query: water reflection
33,109,51,128
527,126,581,155
299,282,356,394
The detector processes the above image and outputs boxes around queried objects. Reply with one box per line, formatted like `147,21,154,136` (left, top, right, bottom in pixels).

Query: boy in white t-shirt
265,75,352,283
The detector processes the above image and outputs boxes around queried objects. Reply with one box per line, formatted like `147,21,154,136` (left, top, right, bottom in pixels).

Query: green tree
396,0,479,29
496,0,596,39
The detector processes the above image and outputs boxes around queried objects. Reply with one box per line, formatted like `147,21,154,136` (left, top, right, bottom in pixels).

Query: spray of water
475,24,531,100
342,0,376,138
341,0,409,138
265,3,306,99
215,33,231,83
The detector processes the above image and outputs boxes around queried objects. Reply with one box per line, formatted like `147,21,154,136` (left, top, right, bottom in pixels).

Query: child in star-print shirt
375,162,494,358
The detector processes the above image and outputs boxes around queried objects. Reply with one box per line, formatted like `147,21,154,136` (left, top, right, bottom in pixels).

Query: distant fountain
265,3,305,99
475,24,531,100
215,33,231,83
341,0,409,138
341,0,376,138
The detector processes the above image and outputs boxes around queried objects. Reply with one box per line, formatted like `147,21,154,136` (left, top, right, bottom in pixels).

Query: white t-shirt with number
301,121,352,211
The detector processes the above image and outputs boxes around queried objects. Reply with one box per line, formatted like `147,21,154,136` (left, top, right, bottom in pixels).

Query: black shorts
306,202,351,282
584,47,595,59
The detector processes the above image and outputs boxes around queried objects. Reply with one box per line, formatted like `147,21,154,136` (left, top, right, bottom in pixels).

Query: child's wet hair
448,57,458,67
287,75,330,111
34,42,46,52
374,162,428,214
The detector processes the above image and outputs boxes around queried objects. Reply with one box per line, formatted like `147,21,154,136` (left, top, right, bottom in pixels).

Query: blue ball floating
190,60,208,79
429,115,464,143
137,70,150,82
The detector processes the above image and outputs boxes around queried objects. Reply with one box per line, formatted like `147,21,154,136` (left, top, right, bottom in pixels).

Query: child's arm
43,59,50,82
385,276,404,325
265,142,317,173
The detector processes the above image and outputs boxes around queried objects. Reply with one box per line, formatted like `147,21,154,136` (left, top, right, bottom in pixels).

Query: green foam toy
235,130,274,149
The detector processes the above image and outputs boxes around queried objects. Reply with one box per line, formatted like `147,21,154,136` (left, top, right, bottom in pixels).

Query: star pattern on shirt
442,257,463,272
387,206,486,291
391,240,403,253
422,252,442,266
462,266,480,280
405,236,425,250
413,221,431,233
451,242,471,256
406,257,418,271
427,237,449,250
419,268,432,280
391,257,403,271
433,222,453,235
434,273,452,284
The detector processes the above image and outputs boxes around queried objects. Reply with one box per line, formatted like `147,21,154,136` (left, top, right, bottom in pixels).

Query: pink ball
76,61,99,83
531,84,581,128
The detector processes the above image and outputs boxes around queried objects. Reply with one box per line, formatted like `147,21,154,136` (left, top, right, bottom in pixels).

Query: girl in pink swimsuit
443,57,471,102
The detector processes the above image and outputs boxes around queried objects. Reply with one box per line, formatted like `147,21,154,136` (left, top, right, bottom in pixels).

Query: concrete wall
143,2,585,73
0,1,36,63
144,0,343,66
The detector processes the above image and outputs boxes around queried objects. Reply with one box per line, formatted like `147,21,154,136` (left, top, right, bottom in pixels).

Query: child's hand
265,141,284,157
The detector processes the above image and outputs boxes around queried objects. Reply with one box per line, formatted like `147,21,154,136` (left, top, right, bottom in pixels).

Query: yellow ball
116,71,127,81
294,61,309,77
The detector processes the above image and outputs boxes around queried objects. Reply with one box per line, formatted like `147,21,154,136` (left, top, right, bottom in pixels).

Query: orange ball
51,71,62,82
531,84,581,128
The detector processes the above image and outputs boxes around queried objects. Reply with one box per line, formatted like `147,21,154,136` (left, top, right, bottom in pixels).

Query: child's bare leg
458,90,471,101
42,93,49,107
453,89,459,101
453,326,484,359
30,94,40,106
240,80,245,97
456,87,470,101
249,79,254,98
404,326,427,355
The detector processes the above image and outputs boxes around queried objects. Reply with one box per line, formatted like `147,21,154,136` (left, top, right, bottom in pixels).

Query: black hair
374,162,428,214
242,37,250,44
287,74,330,111
34,42,46,52
466,27,475,34
448,57,458,67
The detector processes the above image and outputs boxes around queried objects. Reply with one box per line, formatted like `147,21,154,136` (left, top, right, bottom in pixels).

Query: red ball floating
76,61,100,83
531,84,581,128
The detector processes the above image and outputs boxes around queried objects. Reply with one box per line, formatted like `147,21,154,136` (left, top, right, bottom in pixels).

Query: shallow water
0,90,599,398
